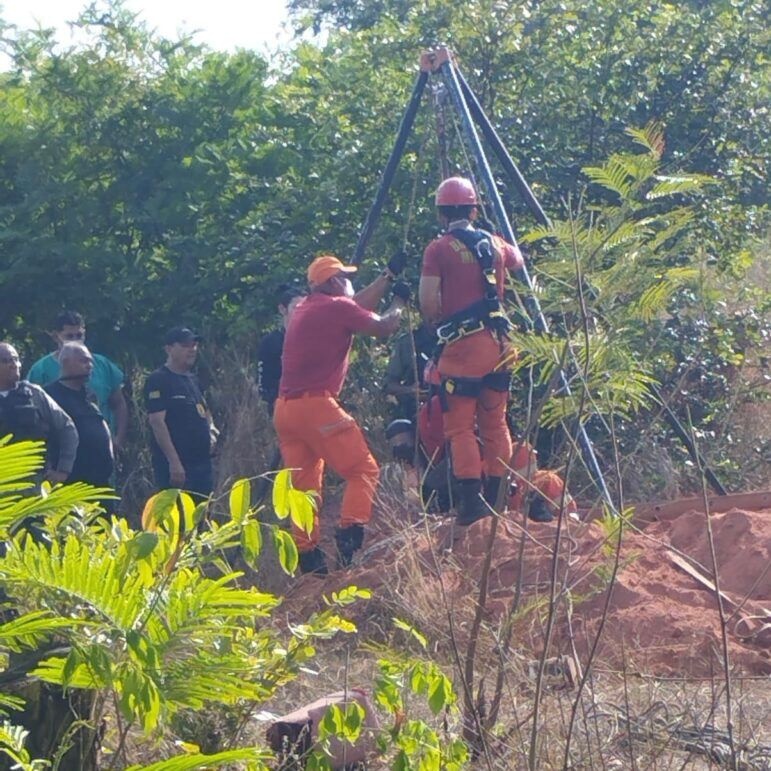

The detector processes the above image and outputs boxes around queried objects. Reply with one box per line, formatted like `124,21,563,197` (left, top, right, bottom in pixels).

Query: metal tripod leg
456,68,551,229
456,66,728,497
353,70,429,265
440,57,618,516
649,384,728,496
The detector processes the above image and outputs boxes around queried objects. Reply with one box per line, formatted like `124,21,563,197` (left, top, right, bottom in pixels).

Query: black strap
440,228,512,341
448,228,498,302
442,376,484,399
482,370,512,392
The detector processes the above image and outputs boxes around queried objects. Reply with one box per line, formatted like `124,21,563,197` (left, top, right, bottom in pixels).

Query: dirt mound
283,500,771,678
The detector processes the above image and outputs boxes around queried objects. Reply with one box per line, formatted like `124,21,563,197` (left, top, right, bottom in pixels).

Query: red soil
283,500,771,678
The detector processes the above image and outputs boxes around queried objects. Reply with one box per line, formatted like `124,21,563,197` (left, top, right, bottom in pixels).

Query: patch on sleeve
148,390,161,399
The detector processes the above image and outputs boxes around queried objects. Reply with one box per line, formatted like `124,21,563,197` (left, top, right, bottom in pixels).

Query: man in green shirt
27,310,128,450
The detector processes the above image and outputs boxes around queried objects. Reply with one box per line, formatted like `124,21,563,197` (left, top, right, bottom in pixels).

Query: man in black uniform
257,287,306,415
45,342,114,489
0,341,78,484
143,327,217,497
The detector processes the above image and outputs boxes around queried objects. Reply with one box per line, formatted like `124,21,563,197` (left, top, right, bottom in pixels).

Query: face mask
341,278,355,298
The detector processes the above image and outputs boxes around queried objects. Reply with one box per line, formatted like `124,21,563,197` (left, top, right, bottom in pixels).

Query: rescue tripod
352,47,727,517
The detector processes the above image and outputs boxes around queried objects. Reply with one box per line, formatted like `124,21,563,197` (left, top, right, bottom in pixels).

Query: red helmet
435,177,477,206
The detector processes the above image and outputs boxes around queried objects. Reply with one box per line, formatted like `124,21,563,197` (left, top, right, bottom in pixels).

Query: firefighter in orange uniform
419,177,524,525
274,255,406,574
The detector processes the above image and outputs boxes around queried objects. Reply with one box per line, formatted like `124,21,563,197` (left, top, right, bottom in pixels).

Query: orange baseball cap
307,255,357,286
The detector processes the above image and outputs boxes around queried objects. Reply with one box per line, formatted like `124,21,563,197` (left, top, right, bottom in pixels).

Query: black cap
164,326,202,345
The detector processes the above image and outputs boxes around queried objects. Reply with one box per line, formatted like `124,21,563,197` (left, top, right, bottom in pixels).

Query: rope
446,96,495,225
431,80,451,180
401,106,430,250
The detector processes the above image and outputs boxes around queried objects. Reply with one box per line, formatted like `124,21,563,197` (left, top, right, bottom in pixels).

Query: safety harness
432,228,513,409
435,227,512,347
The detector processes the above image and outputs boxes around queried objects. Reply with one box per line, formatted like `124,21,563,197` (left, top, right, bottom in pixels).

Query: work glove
392,280,412,304
387,249,409,277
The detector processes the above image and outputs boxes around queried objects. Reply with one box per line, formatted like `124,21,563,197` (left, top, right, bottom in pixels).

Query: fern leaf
647,174,714,200
1,535,147,632
601,218,653,251
584,159,634,199
631,267,699,321
0,611,87,653
33,656,102,689
0,482,114,529
519,225,553,244
625,122,665,159
0,694,25,715
646,208,695,250
126,747,272,771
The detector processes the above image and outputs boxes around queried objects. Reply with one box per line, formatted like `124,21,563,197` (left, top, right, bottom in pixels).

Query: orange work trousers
438,331,513,480
273,394,379,553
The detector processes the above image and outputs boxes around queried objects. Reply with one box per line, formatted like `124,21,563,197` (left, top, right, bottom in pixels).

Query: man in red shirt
419,177,524,526
274,255,406,574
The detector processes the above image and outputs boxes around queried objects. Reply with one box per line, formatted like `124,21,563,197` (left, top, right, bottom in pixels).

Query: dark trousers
152,456,213,499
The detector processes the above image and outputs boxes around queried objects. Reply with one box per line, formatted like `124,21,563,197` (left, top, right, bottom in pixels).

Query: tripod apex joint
420,46,453,73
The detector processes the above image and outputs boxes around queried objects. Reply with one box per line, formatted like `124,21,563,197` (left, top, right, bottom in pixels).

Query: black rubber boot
335,524,364,568
482,476,503,509
528,495,554,523
455,479,488,526
298,546,329,576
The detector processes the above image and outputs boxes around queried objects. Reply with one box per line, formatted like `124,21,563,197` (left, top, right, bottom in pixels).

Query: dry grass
102,327,771,768
100,466,771,769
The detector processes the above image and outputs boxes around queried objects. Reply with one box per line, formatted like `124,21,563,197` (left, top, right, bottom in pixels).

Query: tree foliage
0,0,767,489
0,439,465,768
0,0,765,354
